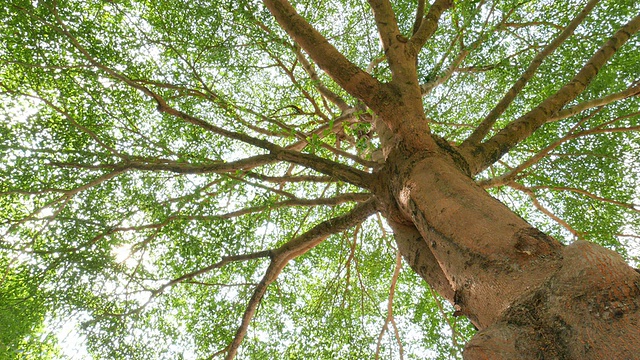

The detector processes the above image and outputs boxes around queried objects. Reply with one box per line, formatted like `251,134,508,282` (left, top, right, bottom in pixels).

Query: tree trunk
379,140,640,359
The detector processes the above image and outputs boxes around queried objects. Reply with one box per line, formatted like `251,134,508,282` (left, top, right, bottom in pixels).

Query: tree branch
244,172,335,183
53,193,372,256
547,80,640,123
269,53,331,122
292,45,350,112
375,251,405,360
275,150,375,189
420,49,469,95
262,0,384,108
0,84,125,158
509,182,582,239
412,0,427,35
527,185,639,212
479,109,640,187
19,9,375,188
461,0,600,149
478,108,601,188
223,199,377,359
52,145,375,190
92,249,273,320
408,0,453,52
140,83,374,187
51,12,375,187
466,12,640,174
420,1,533,97
3,169,126,236
273,110,379,168
501,21,565,31
50,155,276,174
368,0,408,76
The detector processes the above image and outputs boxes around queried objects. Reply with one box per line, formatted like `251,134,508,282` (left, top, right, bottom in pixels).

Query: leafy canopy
1,0,639,358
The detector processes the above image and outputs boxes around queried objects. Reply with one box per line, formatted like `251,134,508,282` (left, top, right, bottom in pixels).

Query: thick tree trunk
379,143,640,359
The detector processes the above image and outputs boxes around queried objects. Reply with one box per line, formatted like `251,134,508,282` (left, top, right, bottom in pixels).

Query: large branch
368,0,400,52
57,149,375,190
368,0,451,84
149,85,375,189
367,0,412,81
262,0,385,108
412,0,426,35
479,109,640,188
274,151,374,189
50,155,276,174
224,199,377,360
465,13,640,174
36,7,377,189
408,0,453,53
460,0,601,149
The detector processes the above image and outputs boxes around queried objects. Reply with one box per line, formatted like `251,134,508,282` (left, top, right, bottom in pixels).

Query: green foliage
0,256,59,359
0,0,639,359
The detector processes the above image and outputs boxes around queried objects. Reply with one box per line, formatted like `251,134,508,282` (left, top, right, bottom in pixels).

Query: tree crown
1,0,639,358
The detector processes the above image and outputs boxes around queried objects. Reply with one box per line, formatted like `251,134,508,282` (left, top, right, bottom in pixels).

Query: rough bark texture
375,141,640,359
464,240,640,359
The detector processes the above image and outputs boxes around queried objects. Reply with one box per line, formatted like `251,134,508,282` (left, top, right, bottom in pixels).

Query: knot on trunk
463,241,640,359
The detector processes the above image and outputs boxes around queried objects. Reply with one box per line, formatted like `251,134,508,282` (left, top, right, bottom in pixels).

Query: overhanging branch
465,12,640,174
460,0,601,149
223,199,377,359
479,109,640,187
368,0,405,74
23,1,379,188
262,0,384,108
547,80,640,123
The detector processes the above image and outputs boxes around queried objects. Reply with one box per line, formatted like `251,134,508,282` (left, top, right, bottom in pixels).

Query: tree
1,0,639,358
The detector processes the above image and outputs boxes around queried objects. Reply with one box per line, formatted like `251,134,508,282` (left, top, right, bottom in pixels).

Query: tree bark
376,140,640,359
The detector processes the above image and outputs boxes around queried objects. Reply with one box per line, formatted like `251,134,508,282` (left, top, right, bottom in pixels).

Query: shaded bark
388,218,456,304
381,146,563,328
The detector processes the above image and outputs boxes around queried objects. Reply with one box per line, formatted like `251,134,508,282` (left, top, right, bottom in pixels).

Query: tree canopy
1,0,639,359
